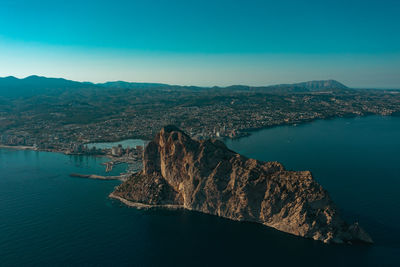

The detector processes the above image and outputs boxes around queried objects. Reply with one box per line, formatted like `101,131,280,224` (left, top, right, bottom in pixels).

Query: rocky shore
69,173,127,181
111,126,373,244
109,192,184,210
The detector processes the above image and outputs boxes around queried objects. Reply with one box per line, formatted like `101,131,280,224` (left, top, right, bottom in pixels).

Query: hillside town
1,85,399,153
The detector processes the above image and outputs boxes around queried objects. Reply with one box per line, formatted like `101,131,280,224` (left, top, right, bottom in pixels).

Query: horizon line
2,74,400,90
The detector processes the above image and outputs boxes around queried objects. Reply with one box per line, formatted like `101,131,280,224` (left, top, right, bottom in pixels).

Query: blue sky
0,0,399,87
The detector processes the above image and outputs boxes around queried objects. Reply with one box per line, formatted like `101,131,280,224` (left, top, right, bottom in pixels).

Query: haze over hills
0,75,352,98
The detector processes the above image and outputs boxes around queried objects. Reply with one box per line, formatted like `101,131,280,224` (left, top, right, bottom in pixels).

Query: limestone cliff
111,126,372,244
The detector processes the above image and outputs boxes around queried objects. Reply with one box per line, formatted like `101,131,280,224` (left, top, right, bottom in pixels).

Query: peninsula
110,126,373,244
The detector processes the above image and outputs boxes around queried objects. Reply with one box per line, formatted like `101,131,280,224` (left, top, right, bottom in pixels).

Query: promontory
110,125,372,244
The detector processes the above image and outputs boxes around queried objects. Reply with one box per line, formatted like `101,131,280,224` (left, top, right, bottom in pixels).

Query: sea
0,115,399,266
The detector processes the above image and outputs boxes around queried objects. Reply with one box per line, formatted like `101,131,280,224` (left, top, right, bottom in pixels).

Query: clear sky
0,0,399,88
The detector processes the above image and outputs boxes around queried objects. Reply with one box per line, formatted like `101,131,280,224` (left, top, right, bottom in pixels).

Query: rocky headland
110,126,372,244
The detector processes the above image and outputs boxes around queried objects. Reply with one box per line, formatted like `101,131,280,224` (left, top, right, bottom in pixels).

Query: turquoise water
1,116,400,266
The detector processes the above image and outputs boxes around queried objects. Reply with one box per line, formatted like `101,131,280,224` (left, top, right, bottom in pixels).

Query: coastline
0,144,112,159
69,173,128,181
1,114,398,153
108,192,184,210
236,113,389,141
0,145,140,180
1,111,398,264
0,145,37,150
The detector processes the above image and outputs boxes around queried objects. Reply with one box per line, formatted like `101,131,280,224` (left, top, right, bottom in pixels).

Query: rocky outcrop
111,126,372,244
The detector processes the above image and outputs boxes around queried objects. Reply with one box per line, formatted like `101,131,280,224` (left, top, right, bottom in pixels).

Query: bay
1,115,399,266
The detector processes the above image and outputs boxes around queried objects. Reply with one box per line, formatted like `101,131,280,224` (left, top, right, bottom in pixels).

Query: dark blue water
1,116,399,266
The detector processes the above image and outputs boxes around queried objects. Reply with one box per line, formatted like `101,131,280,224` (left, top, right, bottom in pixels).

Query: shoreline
108,192,184,210
0,145,37,150
0,145,140,178
69,173,128,181
1,114,397,155
0,145,111,159
236,113,391,140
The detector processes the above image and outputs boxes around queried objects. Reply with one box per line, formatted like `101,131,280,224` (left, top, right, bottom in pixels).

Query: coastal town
2,0,400,265
0,139,145,176
1,79,399,155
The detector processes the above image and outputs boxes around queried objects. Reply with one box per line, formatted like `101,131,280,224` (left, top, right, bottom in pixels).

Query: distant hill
0,75,97,98
214,80,348,93
269,80,349,91
280,80,348,91
98,81,170,89
0,75,349,98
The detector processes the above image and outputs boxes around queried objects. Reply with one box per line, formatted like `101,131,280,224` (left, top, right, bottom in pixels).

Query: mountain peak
25,75,42,79
295,79,348,90
112,127,373,244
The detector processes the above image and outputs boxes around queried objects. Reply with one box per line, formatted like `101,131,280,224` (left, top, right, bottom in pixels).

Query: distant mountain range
0,75,349,98
0,75,97,98
273,79,348,90
98,81,171,89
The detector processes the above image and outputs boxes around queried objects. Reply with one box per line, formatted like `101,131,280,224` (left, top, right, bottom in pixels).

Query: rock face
111,126,372,244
